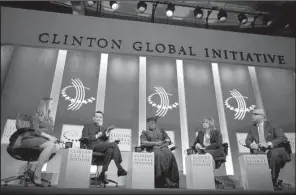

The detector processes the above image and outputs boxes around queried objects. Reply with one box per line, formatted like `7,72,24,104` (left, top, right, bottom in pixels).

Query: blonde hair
37,98,52,118
203,117,216,130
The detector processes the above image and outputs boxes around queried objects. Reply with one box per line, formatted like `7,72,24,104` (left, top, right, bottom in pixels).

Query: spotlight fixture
194,7,203,19
166,3,175,17
262,15,273,27
284,24,290,29
218,10,227,22
238,13,248,24
110,1,118,11
86,1,94,6
137,1,147,13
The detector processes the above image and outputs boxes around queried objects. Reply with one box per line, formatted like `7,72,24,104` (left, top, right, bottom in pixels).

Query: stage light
86,1,94,6
285,24,290,28
137,1,147,13
166,3,175,17
218,10,227,22
194,7,203,19
262,15,273,27
110,1,118,11
238,13,248,24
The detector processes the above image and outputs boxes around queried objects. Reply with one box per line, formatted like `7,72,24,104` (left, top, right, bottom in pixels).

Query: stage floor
1,185,295,195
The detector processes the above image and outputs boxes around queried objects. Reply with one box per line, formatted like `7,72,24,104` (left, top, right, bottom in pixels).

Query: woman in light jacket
12,98,58,186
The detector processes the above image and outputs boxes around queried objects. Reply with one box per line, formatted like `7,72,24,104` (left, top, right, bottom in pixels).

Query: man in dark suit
245,109,291,190
82,111,127,182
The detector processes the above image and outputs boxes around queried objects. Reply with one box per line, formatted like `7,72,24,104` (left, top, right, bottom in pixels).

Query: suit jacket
245,121,287,148
193,129,223,150
81,124,109,149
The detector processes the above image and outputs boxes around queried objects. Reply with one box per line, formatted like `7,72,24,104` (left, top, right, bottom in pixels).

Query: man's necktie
258,124,266,144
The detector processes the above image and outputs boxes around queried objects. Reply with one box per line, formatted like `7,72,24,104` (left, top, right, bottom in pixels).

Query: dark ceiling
1,1,295,38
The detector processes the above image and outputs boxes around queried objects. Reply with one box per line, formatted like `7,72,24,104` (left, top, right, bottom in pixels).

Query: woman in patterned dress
12,98,59,186
140,116,179,188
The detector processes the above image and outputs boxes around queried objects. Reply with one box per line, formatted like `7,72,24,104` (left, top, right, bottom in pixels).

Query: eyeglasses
251,113,261,116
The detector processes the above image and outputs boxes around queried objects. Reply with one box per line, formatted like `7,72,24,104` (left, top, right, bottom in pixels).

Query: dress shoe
273,185,283,191
32,179,45,187
117,169,127,177
33,171,45,187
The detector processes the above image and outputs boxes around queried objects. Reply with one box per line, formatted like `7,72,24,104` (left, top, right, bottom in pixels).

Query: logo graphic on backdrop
61,78,95,111
60,124,84,148
224,89,256,120
62,130,81,142
148,86,179,117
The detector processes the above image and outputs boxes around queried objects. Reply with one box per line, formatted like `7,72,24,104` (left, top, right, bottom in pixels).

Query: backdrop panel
54,50,101,138
1,46,58,134
183,60,224,174
103,53,139,147
146,57,182,170
183,60,219,146
256,67,295,133
219,63,256,180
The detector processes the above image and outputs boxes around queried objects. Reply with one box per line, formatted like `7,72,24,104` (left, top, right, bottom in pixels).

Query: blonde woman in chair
193,117,226,168
16,98,59,187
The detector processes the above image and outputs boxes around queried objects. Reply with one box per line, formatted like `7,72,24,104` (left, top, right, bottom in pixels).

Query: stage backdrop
1,6,295,183
1,45,295,181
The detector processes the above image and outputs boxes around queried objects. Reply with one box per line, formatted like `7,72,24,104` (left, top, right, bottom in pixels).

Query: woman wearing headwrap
140,116,179,188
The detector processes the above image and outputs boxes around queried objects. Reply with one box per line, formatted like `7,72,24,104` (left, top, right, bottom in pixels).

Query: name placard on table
58,148,92,188
127,152,154,189
185,154,215,189
239,155,273,191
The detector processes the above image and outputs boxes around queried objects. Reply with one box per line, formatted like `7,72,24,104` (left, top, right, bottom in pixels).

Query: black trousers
93,142,123,172
267,147,290,186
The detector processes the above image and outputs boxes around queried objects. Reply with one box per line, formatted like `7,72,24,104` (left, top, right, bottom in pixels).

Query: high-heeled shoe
32,171,45,187
32,180,45,187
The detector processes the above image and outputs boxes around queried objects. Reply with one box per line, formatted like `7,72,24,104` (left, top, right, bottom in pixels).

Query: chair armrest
279,141,291,155
114,140,120,144
170,146,177,151
222,143,228,147
79,137,90,149
222,143,229,155
79,137,89,143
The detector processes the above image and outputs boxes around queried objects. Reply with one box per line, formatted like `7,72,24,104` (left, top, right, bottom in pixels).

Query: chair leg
2,161,32,186
2,175,24,186
107,179,118,187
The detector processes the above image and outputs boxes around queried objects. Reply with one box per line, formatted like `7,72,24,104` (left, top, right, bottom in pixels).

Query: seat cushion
93,152,105,157
8,147,55,162
92,152,105,166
